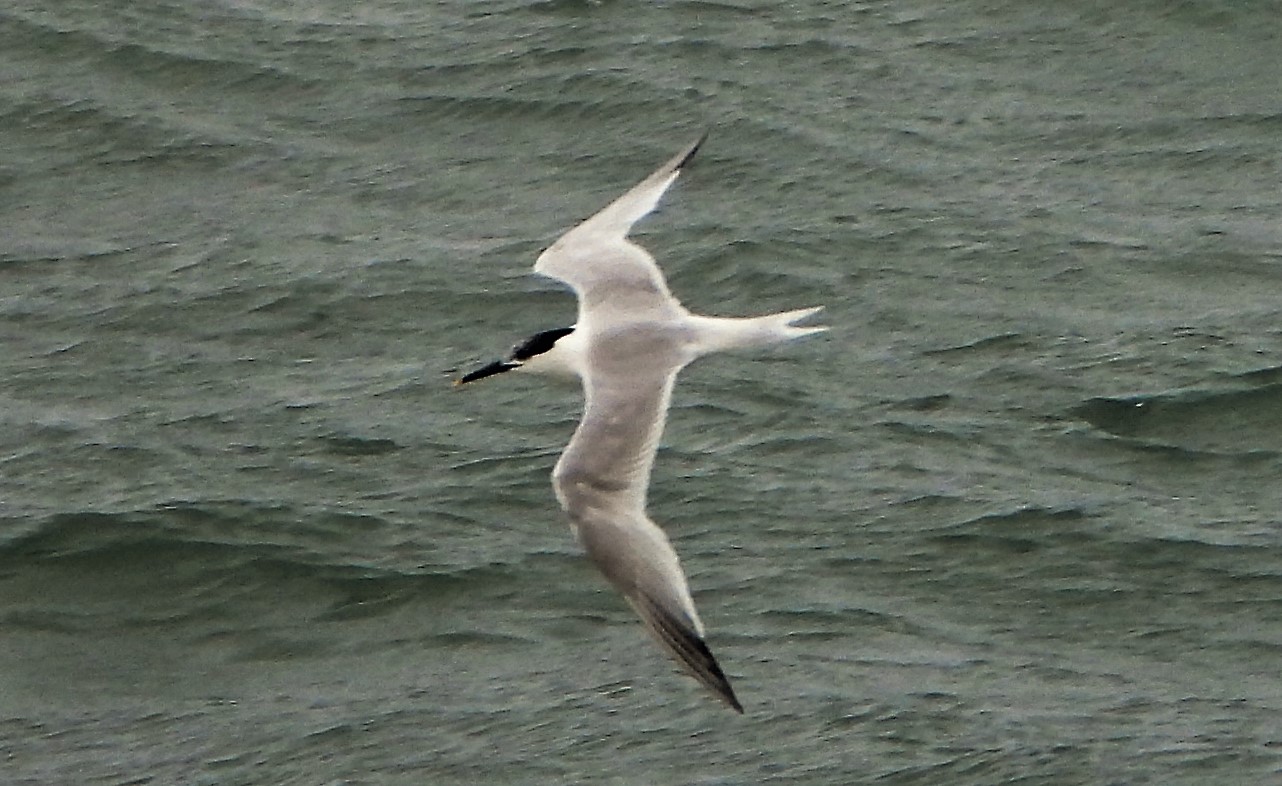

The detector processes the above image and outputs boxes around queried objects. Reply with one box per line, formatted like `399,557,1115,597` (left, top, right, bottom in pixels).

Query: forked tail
757,305,827,342
688,305,827,355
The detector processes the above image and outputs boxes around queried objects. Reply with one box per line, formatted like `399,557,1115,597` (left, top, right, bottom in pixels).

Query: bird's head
455,326,580,385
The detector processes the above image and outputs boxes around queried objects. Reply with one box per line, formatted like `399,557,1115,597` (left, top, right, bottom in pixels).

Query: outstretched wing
576,502,744,714
533,135,705,326
550,327,742,712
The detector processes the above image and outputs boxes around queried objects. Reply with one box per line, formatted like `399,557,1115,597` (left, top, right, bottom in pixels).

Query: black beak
455,360,519,386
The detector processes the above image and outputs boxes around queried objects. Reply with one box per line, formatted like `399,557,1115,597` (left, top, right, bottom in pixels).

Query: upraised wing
533,134,706,326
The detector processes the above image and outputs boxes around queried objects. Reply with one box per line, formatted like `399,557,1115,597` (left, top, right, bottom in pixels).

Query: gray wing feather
552,331,680,511
564,459,744,713
551,326,742,711
627,590,743,713
533,135,705,324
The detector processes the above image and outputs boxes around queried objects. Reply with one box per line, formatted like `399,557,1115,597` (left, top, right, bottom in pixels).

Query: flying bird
456,135,825,712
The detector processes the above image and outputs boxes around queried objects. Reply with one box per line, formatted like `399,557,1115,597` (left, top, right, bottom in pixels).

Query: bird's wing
533,135,705,326
577,504,743,713
552,324,683,512
550,329,742,712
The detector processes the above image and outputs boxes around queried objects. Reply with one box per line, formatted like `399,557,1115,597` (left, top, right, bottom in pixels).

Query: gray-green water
3,1,1281,783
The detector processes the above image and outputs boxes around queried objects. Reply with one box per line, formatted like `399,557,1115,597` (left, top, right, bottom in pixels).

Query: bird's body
457,135,825,712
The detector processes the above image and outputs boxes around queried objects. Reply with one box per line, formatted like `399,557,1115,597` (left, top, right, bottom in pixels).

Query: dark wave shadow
1073,373,1282,455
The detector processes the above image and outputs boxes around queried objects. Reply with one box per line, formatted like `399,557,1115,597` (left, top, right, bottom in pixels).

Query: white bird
456,135,825,712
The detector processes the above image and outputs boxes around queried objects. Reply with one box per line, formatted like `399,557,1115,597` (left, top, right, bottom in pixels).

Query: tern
456,135,825,712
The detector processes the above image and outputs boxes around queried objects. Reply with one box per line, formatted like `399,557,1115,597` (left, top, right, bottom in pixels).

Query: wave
0,502,532,636
1073,373,1282,455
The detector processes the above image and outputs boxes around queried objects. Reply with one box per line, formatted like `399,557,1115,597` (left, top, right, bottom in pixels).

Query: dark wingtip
693,634,744,714
675,129,710,172
633,591,744,713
